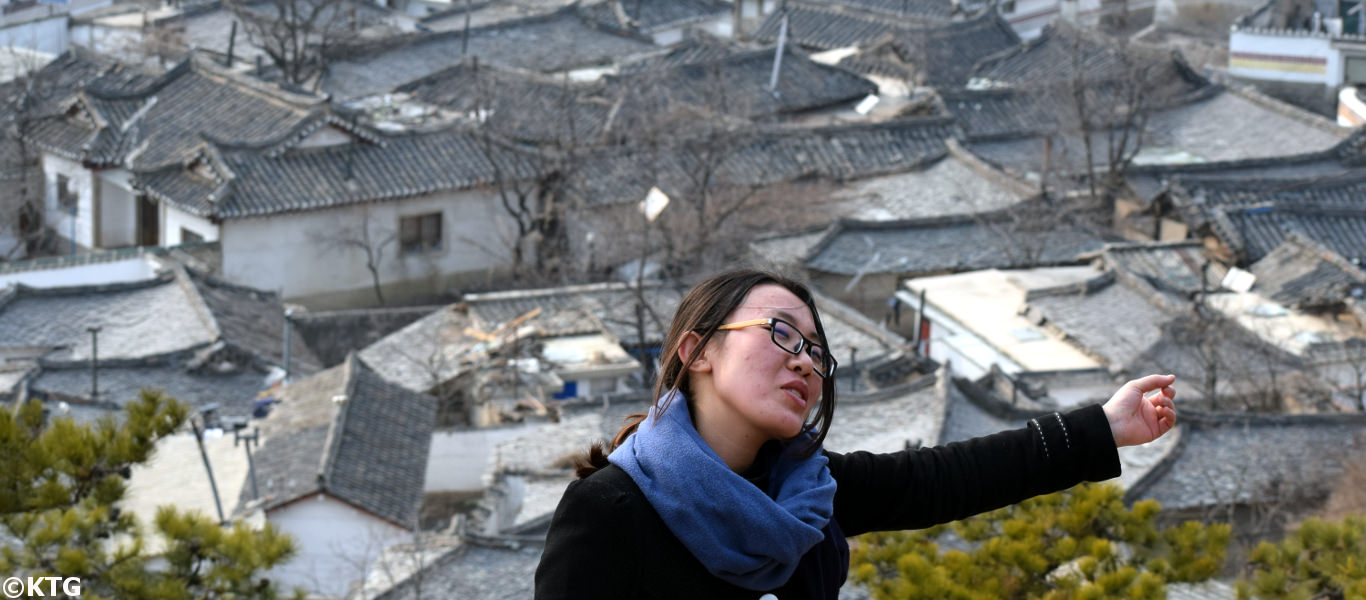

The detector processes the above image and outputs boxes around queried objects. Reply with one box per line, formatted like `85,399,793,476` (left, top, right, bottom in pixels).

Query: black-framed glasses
716,318,837,378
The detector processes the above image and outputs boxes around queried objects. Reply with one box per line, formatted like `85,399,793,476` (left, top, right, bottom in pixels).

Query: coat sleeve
534,473,640,600
830,404,1121,537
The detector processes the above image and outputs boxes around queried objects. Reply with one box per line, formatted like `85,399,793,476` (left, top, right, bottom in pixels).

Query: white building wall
42,153,94,250
98,169,137,247
1229,30,1336,85
0,15,68,55
218,188,519,301
267,496,408,598
163,204,220,244
425,425,531,492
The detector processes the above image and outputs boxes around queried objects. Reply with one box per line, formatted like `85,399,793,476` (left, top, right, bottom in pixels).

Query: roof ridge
318,352,360,490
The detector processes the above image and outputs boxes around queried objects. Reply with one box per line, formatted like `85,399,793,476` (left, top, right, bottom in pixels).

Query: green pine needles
0,391,302,600
851,482,1231,600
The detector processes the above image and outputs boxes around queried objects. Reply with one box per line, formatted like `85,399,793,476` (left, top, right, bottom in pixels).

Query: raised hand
1102,374,1177,447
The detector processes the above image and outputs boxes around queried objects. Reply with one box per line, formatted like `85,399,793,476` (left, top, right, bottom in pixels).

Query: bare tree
0,47,59,261
311,205,395,305
227,0,358,87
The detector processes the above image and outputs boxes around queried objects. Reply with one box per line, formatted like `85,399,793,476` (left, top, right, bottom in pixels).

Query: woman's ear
678,331,711,373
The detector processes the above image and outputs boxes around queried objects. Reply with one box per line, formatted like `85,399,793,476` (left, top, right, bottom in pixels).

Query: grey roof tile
1168,173,1366,265
244,355,435,527
803,211,1106,276
578,0,729,34
187,271,323,374
838,11,1020,87
31,364,267,420
0,277,216,362
571,117,956,207
28,53,318,170
136,122,540,220
752,1,951,50
1128,413,1366,512
321,7,655,100
607,45,878,124
1100,241,1214,296
1249,234,1366,310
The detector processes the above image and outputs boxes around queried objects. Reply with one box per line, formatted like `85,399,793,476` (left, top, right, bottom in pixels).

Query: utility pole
191,405,227,525
235,426,261,501
87,326,101,401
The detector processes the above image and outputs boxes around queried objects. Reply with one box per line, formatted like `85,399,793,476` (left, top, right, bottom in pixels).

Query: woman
534,270,1177,599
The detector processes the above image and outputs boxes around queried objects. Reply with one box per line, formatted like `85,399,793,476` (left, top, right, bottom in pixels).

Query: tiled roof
0,266,318,373
1025,274,1180,371
577,0,729,34
1249,234,1366,310
607,45,877,124
1140,90,1345,164
320,7,655,100
30,363,267,420
970,23,1210,108
394,61,613,145
616,33,749,74
186,270,323,374
245,354,435,528
838,11,1020,87
939,87,1059,141
28,53,319,170
752,1,950,50
135,121,540,220
0,275,216,363
1168,173,1366,265
1127,412,1366,512
1100,241,1214,296
570,117,958,207
356,304,477,394
803,211,1106,276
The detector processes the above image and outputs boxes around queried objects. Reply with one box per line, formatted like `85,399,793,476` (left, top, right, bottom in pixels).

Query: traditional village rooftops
615,32,750,73
823,147,1033,221
836,10,1020,87
134,119,538,220
904,266,1109,373
577,0,729,35
0,265,319,368
969,23,1210,102
1165,172,1366,265
1249,233,1366,311
28,52,319,170
801,211,1105,277
237,354,436,529
30,364,268,423
606,44,878,124
569,116,958,207
1100,240,1218,297
752,1,952,51
321,6,656,100
1125,410,1366,514
394,61,613,145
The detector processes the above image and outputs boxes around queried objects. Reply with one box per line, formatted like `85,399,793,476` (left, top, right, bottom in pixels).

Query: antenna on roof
768,7,789,93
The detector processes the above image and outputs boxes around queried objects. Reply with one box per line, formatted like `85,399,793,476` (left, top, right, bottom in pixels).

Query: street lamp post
191,404,227,525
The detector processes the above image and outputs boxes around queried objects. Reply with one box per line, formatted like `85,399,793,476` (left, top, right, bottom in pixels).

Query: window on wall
180,228,204,244
56,174,76,213
1001,0,1016,13
399,212,442,254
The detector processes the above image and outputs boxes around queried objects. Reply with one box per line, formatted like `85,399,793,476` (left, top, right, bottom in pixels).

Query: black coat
534,405,1121,600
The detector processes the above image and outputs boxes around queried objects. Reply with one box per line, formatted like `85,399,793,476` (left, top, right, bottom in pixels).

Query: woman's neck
688,393,764,473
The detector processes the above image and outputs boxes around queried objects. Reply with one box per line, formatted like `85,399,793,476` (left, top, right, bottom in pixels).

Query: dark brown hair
574,269,838,477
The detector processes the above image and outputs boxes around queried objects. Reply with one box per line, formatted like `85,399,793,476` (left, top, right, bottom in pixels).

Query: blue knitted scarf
608,391,837,590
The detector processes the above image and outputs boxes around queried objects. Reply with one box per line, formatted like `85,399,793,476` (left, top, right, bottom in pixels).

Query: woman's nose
788,349,815,375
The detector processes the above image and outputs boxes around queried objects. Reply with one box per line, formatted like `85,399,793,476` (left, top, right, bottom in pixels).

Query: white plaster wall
164,204,220,245
702,16,733,38
0,256,158,289
98,169,137,247
268,496,408,598
42,153,93,249
651,27,684,46
0,15,67,55
425,425,530,492
1230,30,1336,85
219,189,519,301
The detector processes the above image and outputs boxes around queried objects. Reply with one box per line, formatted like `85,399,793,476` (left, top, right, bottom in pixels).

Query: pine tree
1236,516,1366,600
850,482,1231,600
0,391,301,599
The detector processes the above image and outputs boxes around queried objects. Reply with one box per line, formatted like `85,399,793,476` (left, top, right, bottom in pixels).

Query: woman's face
696,284,825,445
